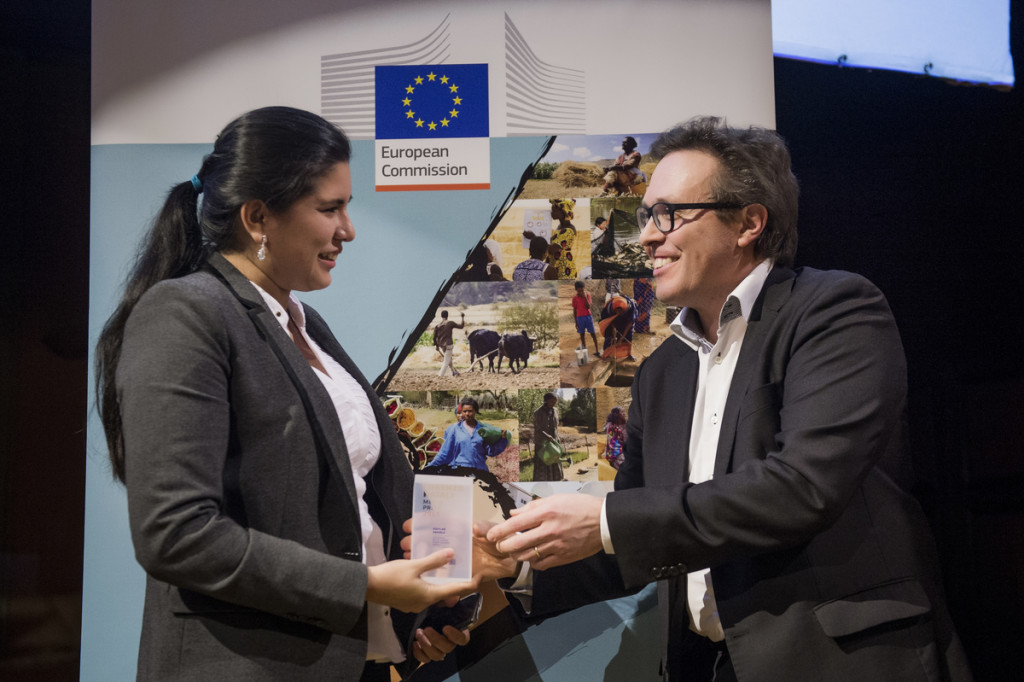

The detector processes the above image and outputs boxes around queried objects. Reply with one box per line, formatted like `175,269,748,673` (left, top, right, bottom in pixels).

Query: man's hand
484,494,604,570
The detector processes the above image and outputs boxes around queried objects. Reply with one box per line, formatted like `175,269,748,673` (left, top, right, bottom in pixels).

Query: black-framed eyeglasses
636,202,745,234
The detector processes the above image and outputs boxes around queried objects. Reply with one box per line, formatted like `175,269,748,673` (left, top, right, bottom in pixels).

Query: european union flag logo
375,64,489,140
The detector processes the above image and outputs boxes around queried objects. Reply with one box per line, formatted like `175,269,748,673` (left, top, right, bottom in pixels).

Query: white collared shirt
600,259,773,642
252,284,404,663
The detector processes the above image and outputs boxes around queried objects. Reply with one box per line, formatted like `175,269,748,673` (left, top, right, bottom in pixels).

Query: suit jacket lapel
714,266,795,477
206,254,362,515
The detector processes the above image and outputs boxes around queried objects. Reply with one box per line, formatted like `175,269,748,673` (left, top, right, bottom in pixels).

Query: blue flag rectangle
375,64,489,140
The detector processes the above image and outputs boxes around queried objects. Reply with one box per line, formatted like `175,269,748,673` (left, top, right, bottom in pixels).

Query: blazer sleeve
118,279,368,636
606,271,908,588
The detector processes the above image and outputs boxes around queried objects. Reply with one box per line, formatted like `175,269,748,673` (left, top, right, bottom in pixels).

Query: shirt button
711,413,719,425
714,353,723,365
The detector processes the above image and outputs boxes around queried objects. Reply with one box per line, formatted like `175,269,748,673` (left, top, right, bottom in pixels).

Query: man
590,216,610,256
484,117,970,681
433,310,464,377
426,398,508,470
601,136,647,195
531,392,563,482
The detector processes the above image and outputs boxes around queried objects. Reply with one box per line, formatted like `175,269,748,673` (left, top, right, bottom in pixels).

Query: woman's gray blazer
117,253,415,680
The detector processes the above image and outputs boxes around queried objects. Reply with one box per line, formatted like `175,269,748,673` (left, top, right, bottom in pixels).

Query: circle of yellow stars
401,71,463,132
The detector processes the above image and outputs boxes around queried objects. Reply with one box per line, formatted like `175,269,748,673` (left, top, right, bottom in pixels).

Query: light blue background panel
83,137,657,679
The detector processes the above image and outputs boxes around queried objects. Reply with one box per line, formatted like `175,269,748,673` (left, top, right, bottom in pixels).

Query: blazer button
652,567,663,579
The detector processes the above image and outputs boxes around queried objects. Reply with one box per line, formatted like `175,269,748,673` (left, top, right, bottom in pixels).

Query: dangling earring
257,234,267,261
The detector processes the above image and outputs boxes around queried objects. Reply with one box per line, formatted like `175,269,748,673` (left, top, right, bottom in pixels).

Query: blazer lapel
647,338,698,485
714,267,795,477
205,254,362,519
303,309,405,462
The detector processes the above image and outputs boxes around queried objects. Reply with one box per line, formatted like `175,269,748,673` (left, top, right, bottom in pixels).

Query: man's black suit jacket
529,266,971,681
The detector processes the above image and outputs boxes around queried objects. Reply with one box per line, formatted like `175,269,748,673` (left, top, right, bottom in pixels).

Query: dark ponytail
95,106,351,481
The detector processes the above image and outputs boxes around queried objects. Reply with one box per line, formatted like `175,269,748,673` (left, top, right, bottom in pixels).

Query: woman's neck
222,250,291,309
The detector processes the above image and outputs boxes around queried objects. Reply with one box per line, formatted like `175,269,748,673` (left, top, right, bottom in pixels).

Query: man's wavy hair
650,116,799,267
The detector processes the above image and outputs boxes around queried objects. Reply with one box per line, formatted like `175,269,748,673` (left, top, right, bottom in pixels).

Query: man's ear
238,199,269,245
737,203,768,249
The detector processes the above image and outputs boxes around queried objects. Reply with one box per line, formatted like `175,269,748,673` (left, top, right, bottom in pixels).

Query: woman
425,397,508,470
531,392,563,482
599,294,637,360
601,406,626,469
95,107,473,681
633,277,655,333
483,238,505,281
547,198,578,279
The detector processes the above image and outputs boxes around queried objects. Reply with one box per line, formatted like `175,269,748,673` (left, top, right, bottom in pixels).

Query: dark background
2,1,1021,679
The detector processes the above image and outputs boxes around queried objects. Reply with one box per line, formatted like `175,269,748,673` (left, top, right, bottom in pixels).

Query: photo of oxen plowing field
386,280,559,391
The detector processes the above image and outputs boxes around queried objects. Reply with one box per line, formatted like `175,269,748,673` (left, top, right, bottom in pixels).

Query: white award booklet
411,474,474,583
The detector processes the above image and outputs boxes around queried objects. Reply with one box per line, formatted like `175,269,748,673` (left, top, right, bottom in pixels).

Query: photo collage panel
380,133,675,495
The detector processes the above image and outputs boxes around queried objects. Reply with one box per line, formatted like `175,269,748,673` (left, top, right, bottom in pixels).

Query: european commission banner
86,1,774,679
375,63,491,190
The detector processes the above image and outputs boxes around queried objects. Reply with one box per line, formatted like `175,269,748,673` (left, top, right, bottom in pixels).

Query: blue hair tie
190,174,203,192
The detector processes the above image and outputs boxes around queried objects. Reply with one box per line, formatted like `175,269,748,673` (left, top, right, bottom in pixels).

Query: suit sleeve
606,272,908,588
118,282,368,635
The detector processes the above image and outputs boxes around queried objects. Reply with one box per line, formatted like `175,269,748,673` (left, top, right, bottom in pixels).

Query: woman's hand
472,523,519,581
400,519,517,583
411,625,471,664
366,551,476,614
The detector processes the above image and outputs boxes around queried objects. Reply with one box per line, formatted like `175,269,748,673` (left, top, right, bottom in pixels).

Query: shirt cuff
499,561,534,614
600,498,615,554
506,560,533,592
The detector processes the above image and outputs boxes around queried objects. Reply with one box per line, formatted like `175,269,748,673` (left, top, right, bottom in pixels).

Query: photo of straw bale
557,278,673,388
516,388,602,483
381,390,520,482
517,133,657,200
486,198,591,281
387,280,560,391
